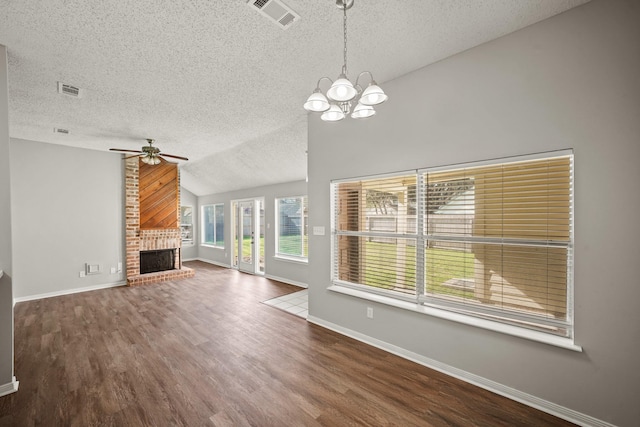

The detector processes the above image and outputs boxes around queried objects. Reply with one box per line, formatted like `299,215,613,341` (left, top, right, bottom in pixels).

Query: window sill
200,244,224,249
327,285,582,352
274,255,308,265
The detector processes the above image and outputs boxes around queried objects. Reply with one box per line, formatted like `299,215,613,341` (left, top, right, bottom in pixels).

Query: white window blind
331,152,574,337
333,173,418,297
276,196,308,259
202,203,224,247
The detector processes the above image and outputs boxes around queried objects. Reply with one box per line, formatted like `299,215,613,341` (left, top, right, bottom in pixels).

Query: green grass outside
276,234,308,258
240,235,265,261
238,235,473,299
360,241,475,297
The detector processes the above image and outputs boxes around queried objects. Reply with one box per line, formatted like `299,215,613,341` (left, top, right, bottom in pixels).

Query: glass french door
233,199,264,274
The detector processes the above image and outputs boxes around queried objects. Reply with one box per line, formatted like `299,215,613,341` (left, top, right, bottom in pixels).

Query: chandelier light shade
351,103,375,119
326,74,358,102
303,0,388,121
303,89,330,112
359,82,388,106
321,104,346,122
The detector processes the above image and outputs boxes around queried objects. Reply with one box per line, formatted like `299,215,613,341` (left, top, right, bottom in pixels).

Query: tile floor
262,289,308,319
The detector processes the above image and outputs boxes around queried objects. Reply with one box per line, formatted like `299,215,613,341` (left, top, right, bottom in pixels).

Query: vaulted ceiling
0,0,589,196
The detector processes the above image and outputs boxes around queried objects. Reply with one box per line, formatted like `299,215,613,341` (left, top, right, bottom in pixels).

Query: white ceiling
0,0,589,196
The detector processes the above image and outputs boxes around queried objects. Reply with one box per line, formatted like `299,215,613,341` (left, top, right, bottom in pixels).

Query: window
202,204,224,247
276,196,308,259
332,151,573,338
180,206,194,245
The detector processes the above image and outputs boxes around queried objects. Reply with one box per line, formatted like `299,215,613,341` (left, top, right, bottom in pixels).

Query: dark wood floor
0,261,575,426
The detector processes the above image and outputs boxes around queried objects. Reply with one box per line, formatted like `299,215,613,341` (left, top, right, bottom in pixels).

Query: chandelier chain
342,2,348,76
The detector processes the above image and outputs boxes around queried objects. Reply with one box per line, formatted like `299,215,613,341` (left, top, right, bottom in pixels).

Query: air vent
57,81,83,98
54,127,70,134
247,0,300,30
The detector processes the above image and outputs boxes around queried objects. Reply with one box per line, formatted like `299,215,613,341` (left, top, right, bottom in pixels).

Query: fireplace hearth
140,249,176,274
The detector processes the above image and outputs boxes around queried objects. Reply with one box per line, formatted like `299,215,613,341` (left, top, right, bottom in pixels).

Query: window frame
275,195,309,262
180,205,194,246
201,203,225,248
330,150,579,350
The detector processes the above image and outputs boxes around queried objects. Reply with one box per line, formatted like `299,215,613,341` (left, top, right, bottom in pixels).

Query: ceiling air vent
247,0,300,30
57,81,83,98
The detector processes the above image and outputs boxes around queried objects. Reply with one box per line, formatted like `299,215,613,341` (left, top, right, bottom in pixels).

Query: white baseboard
306,316,614,427
14,281,125,304
0,376,19,397
264,274,307,289
193,257,231,269
188,259,306,289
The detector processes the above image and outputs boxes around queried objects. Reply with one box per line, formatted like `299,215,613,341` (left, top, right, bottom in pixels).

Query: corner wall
307,0,640,425
0,45,17,396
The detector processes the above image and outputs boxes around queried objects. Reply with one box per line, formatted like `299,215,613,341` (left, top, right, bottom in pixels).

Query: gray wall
0,45,15,391
307,0,640,425
10,138,125,299
180,186,198,260
198,180,308,286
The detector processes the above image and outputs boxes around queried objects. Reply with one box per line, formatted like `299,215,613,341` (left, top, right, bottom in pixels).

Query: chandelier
303,0,388,121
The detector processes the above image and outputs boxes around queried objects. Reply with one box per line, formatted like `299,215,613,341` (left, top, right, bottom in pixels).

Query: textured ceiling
0,0,589,196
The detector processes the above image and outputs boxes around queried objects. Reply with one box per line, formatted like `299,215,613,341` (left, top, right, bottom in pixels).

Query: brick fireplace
125,157,194,286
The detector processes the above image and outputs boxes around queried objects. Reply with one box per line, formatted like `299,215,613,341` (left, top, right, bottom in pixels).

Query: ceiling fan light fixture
110,139,188,165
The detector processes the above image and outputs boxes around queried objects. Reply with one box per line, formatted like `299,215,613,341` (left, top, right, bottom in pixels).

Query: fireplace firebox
140,249,176,274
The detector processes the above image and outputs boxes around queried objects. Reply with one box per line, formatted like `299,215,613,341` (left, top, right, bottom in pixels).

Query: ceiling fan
109,139,188,165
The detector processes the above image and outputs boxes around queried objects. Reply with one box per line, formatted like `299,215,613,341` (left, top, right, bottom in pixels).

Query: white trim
194,257,231,269
0,376,18,397
14,281,125,304
307,316,613,427
418,149,574,174
273,255,308,264
200,243,224,249
264,274,307,288
332,169,415,185
328,285,582,352
182,257,199,262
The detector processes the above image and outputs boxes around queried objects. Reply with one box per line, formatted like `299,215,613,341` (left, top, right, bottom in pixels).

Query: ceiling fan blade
110,148,143,154
160,153,189,161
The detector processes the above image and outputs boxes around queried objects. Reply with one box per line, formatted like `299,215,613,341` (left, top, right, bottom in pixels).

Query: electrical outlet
110,267,116,274
367,307,373,319
79,271,85,278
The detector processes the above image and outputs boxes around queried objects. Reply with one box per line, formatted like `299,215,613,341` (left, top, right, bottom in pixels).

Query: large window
332,151,573,338
276,196,308,260
202,204,224,247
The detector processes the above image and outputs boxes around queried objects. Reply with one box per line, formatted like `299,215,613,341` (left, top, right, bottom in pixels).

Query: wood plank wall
139,158,178,229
